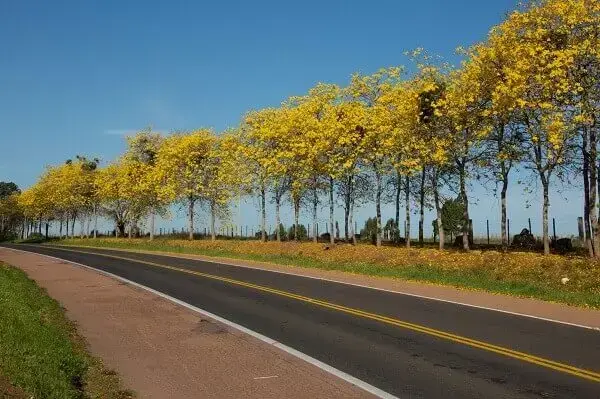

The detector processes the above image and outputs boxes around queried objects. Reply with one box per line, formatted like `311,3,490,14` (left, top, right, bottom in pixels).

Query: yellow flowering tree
125,129,166,240
154,129,216,240
349,67,403,247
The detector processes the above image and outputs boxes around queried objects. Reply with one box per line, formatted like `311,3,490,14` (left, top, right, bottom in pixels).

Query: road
3,243,599,398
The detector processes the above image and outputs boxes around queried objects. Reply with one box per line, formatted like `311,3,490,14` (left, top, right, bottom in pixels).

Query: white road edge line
50,244,600,332
4,247,397,399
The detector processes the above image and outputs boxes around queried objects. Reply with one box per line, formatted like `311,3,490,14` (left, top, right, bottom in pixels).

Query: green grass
0,263,134,399
53,239,600,309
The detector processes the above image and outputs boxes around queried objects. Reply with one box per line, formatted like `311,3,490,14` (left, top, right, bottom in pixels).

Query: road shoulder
0,247,372,399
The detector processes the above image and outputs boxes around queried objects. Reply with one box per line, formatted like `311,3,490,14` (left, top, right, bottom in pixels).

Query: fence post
486,219,490,245
469,219,473,242
577,217,584,244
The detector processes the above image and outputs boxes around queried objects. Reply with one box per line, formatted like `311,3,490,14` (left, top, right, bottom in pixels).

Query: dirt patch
0,371,27,399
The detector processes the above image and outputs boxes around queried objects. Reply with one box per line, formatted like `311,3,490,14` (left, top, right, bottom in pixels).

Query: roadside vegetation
56,238,600,309
0,262,134,399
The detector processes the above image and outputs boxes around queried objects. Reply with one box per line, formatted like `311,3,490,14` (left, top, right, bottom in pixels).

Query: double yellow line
51,246,600,383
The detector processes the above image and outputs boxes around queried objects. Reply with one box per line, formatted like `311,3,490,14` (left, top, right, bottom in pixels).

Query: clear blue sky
0,0,583,237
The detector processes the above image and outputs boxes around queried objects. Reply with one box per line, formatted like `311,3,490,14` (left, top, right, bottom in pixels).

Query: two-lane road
3,244,599,398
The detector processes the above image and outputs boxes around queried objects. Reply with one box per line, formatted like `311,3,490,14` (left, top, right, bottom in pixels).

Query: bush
0,232,18,242
512,228,536,249
287,224,307,240
360,217,378,244
17,233,46,244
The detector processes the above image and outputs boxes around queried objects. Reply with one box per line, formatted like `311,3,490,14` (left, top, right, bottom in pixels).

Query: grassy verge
0,262,134,399
52,238,600,309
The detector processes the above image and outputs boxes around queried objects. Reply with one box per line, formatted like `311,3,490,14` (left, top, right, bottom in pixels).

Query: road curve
3,244,599,399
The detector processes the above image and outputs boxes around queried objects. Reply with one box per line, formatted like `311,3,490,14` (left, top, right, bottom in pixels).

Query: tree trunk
541,176,550,255
432,169,444,250
583,134,593,256
294,197,300,241
93,206,98,239
419,167,425,247
71,216,76,239
211,202,216,241
349,195,356,245
149,210,155,240
128,214,133,239
260,185,267,242
275,195,281,242
459,161,470,251
405,175,411,248
188,197,195,240
500,167,509,251
589,126,599,257
117,221,125,237
64,217,68,238
375,170,382,247
312,184,318,243
392,172,400,244
59,219,63,239
342,176,352,242
329,177,335,245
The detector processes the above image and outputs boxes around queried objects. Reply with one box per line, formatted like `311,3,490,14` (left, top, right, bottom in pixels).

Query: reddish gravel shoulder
0,248,372,399
106,247,600,330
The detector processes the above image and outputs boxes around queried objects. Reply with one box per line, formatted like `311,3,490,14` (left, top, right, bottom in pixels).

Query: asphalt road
4,243,599,398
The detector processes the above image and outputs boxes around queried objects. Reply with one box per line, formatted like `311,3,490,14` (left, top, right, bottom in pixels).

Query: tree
154,129,216,240
125,128,165,240
289,83,340,244
350,66,403,247
435,197,465,242
201,131,248,241
96,160,144,237
330,100,368,244
359,217,378,245
0,182,22,239
0,182,19,199
441,63,490,251
242,108,287,242
490,0,582,254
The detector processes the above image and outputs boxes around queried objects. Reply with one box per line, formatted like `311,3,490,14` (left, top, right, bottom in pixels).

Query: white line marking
51,244,600,332
3,247,397,399
253,375,279,380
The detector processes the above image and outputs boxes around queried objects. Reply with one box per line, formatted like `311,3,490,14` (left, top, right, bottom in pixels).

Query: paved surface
2,244,600,398
108,245,600,329
0,247,370,399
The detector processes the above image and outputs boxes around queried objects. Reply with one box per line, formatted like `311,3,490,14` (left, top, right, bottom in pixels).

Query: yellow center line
51,246,600,383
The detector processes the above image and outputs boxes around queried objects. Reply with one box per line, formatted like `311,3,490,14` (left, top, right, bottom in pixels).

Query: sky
0,0,584,238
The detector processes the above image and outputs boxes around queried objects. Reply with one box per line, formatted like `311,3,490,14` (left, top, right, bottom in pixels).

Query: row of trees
4,0,599,256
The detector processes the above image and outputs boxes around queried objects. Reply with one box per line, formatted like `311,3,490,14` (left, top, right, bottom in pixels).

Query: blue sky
0,0,583,237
